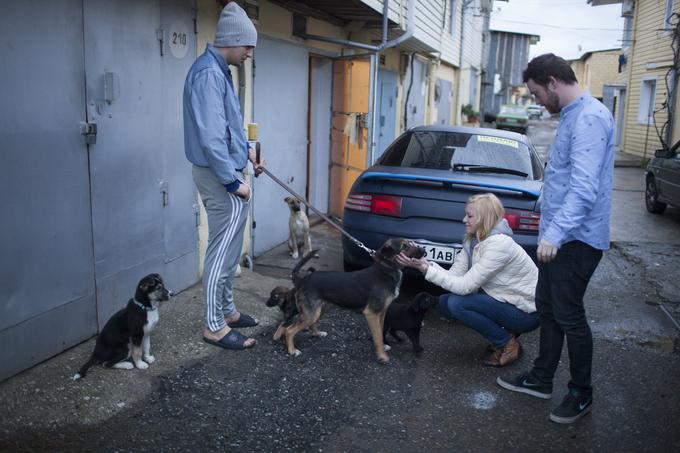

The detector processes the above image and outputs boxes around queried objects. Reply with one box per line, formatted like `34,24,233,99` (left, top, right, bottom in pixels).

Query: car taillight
504,209,540,232
345,194,403,217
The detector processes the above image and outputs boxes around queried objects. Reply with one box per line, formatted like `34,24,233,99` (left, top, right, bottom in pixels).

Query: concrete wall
570,49,621,99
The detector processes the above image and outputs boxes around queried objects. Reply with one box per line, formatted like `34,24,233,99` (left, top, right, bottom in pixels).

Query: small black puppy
73,274,171,380
383,292,438,353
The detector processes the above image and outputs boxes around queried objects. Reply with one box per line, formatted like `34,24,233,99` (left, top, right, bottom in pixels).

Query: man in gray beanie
183,1,263,350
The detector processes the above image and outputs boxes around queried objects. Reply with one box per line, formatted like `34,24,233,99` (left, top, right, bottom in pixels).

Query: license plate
416,241,462,265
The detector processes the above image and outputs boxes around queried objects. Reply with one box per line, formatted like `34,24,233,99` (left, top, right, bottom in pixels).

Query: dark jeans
530,240,603,396
438,292,539,348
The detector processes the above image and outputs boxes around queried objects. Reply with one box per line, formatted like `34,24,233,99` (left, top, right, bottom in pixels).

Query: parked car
526,104,543,120
495,104,530,134
645,144,680,214
342,126,544,271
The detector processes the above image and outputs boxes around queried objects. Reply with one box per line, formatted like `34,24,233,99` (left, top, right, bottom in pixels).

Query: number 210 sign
169,21,189,60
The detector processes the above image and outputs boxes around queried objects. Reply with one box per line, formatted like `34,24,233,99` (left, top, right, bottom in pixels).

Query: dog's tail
291,249,319,284
72,355,100,381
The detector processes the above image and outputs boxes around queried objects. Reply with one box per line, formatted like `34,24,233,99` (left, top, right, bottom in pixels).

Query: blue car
342,125,544,271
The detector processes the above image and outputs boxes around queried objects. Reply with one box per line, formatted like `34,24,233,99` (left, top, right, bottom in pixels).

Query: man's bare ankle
204,326,230,340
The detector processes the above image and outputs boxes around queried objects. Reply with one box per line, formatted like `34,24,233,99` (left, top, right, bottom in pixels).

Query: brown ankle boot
483,336,521,367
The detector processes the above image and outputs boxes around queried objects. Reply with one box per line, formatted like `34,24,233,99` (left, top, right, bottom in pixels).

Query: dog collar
133,300,157,312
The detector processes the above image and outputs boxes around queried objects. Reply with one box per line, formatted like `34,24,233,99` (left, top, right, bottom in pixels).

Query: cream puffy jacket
424,220,538,313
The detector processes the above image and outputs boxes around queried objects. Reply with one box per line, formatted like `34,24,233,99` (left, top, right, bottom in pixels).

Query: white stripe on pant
192,165,249,332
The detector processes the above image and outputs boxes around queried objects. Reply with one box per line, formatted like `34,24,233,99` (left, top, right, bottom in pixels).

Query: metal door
309,57,333,214
436,79,453,126
329,57,371,217
616,89,626,147
253,38,309,255
404,57,427,129
0,0,97,381
160,0,199,290
83,0,166,326
376,69,398,160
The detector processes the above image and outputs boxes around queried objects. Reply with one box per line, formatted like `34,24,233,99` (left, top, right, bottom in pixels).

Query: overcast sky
489,0,625,61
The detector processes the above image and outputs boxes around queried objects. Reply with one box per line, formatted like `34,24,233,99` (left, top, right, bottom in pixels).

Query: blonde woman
396,193,539,367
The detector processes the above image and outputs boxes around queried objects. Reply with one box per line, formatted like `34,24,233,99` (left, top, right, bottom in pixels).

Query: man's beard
544,89,561,114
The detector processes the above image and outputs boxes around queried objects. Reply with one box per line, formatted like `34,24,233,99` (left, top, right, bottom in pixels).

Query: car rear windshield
500,106,527,115
379,131,540,179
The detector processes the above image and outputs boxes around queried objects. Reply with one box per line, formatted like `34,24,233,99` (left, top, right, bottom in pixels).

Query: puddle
468,391,497,410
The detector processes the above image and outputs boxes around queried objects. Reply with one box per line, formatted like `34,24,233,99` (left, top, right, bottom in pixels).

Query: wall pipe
296,0,415,164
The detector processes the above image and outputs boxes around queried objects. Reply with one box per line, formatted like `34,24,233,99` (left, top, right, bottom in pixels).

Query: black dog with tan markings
73,274,171,380
281,238,425,363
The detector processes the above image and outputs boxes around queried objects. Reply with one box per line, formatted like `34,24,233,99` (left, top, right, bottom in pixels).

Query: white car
527,105,543,120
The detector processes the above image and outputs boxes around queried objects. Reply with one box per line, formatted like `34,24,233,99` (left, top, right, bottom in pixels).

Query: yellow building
592,0,680,159
568,48,621,101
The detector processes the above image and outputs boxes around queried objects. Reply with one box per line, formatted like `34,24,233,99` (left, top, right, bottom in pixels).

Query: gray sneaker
549,390,592,424
496,372,552,399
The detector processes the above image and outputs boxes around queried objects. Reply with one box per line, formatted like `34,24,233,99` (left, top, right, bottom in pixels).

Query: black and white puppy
73,274,171,380
383,292,438,354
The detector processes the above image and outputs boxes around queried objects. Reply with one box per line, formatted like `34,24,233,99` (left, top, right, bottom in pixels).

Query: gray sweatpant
192,165,249,332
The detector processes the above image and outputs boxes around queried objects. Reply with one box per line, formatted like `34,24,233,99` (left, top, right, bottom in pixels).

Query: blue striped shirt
540,93,615,250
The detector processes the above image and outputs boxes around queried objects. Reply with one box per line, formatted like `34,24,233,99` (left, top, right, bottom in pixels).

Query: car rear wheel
645,177,667,214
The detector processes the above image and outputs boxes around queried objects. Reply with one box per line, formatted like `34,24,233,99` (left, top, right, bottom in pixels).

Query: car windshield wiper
452,163,528,177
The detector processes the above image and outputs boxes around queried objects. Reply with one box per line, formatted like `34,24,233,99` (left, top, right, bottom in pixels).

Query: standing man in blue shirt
497,54,615,424
183,2,264,350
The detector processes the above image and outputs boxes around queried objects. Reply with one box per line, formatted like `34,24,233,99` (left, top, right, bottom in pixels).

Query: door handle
80,122,97,145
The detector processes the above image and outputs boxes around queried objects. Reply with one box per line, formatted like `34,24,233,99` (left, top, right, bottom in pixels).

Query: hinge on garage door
159,181,169,206
193,203,200,227
192,8,198,34
156,28,164,57
252,60,256,78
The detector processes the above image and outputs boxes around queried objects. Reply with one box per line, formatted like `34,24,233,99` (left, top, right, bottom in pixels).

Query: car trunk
348,167,541,243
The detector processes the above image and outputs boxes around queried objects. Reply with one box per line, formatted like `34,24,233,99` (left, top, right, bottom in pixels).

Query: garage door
252,38,309,256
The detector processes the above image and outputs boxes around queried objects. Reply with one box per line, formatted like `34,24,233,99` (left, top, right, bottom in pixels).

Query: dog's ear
284,196,292,203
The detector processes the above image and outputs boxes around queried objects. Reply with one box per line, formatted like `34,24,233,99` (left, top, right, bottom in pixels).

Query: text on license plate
421,244,462,264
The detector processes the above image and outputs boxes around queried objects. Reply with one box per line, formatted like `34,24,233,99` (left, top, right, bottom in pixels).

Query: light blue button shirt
540,93,615,250
183,44,248,189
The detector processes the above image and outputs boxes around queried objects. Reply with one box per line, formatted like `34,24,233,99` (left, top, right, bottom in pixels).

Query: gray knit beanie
214,2,257,48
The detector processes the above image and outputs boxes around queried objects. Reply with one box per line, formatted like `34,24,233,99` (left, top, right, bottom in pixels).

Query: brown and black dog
266,251,319,343
279,238,425,363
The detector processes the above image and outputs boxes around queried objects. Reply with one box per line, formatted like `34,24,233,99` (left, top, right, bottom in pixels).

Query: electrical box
622,0,634,17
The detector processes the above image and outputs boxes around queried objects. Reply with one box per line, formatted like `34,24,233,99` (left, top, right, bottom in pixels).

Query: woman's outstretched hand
395,252,429,274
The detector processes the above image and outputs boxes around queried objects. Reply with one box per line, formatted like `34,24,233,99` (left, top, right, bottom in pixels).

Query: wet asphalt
1,119,679,452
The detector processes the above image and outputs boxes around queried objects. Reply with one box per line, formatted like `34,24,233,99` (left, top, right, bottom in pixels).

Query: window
638,78,657,124
449,0,457,36
664,0,675,32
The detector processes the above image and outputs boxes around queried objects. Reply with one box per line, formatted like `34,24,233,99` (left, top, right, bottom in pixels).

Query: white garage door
253,38,309,255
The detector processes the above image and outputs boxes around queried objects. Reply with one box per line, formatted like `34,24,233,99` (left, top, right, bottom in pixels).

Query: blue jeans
530,241,602,396
438,293,539,348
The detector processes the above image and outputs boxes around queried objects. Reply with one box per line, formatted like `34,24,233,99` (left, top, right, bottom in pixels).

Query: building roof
568,47,622,62
489,29,540,44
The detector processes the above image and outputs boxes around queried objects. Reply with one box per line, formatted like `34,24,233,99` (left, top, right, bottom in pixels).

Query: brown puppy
283,238,426,363
265,250,319,342
284,196,312,259
266,286,326,341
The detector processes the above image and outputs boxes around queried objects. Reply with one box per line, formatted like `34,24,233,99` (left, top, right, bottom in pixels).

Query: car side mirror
655,148,674,158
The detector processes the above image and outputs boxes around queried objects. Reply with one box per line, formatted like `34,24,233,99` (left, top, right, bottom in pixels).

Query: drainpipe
295,0,416,163
295,0,415,54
